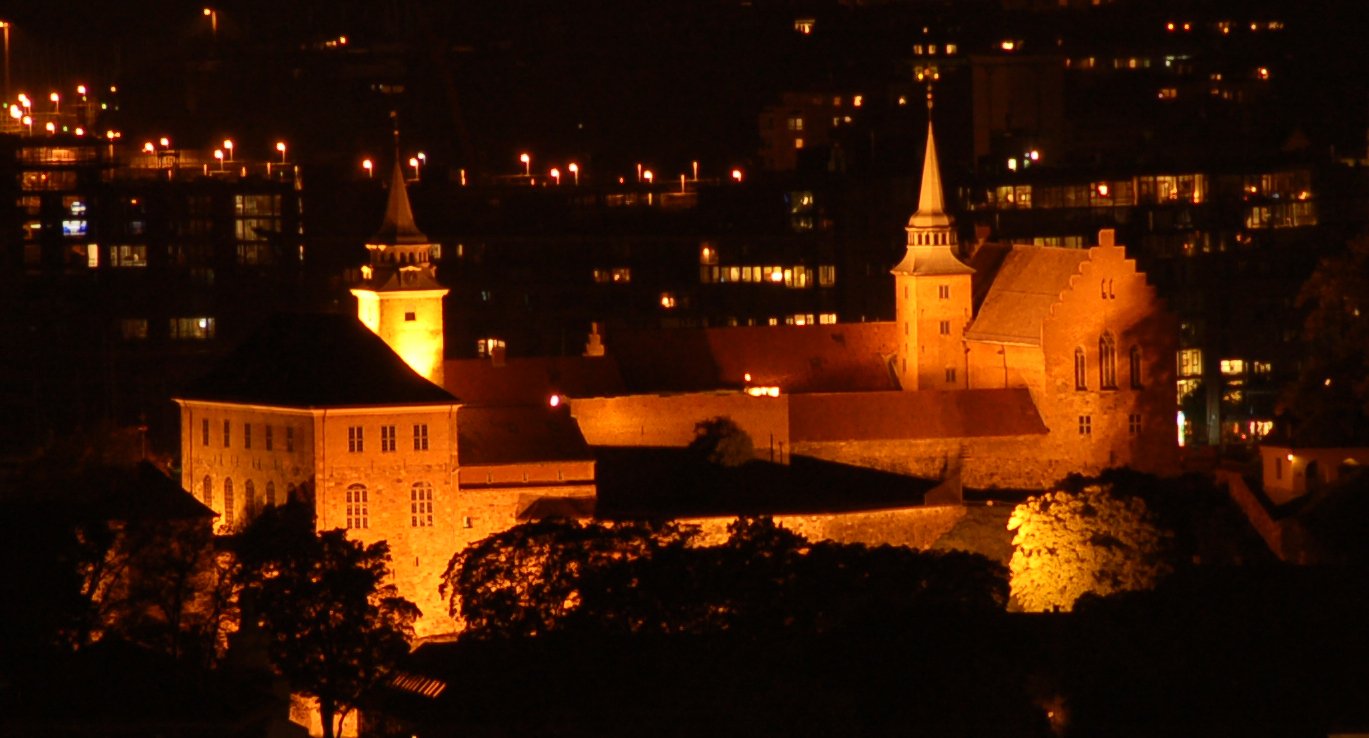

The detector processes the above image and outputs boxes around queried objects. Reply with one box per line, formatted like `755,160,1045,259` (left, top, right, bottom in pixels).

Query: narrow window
223,419,231,448
202,419,210,446
224,478,235,528
939,320,950,336
346,484,368,529
413,424,429,451
410,482,434,528
201,475,212,506
265,425,274,451
265,481,276,507
348,426,363,453
938,284,950,299
244,480,257,519
244,423,252,450
381,425,397,452
286,427,295,453
1128,413,1142,436
945,367,956,383
1079,416,1092,435
1074,347,1087,390
1129,346,1143,388
1099,332,1118,389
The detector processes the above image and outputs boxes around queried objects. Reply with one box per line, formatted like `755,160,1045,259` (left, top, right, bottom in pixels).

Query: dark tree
1285,234,1369,445
235,502,418,738
687,416,755,467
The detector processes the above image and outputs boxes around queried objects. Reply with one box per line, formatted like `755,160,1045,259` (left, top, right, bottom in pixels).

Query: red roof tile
789,388,1047,442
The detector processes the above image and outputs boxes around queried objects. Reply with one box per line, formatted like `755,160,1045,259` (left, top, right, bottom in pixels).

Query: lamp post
362,158,373,178
519,152,530,177
408,156,420,180
275,141,287,163
214,149,224,171
49,91,59,114
222,138,234,161
568,162,579,185
643,169,654,185
549,167,560,185
203,8,218,39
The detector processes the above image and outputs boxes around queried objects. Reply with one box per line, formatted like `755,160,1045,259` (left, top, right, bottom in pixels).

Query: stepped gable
180,312,456,407
964,245,1090,346
443,355,626,405
609,323,899,394
456,406,593,466
790,388,1047,442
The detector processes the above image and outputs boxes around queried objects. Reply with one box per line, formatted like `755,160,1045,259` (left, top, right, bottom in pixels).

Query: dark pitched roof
457,406,593,466
178,313,456,407
608,323,899,394
370,161,430,245
0,461,214,523
443,356,626,405
789,389,1047,442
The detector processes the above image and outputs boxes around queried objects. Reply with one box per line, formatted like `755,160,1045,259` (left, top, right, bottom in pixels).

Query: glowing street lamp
49,91,59,113
159,136,170,148
44,120,54,134
203,7,218,39
214,149,224,171
642,169,654,184
519,152,531,176
731,168,743,183
408,156,420,180
362,158,373,178
222,138,234,161
549,167,561,185
142,141,155,154
276,141,287,163
567,162,579,185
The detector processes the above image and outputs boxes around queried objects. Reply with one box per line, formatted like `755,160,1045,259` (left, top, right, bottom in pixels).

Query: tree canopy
442,516,1008,639
1008,484,1174,612
235,501,418,738
687,416,755,467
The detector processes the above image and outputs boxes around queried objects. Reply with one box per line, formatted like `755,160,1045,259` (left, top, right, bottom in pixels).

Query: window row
1074,334,1144,391
200,476,285,529
698,264,836,288
345,482,436,530
346,424,430,453
202,419,296,452
1077,413,1144,436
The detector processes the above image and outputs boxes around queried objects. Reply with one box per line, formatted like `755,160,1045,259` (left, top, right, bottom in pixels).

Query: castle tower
350,160,448,385
890,99,973,391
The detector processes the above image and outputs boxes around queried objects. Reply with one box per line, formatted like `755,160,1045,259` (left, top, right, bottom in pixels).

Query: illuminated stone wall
571,393,791,461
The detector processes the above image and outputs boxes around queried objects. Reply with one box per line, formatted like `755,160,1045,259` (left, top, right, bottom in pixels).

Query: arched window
346,484,368,529
244,480,257,520
201,475,212,507
265,481,276,508
1099,332,1117,389
224,478,235,529
1074,347,1087,390
1129,345,1143,388
411,482,434,528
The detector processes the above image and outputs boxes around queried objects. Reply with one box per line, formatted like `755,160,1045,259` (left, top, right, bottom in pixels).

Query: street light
549,167,561,185
408,156,420,180
731,168,743,183
275,141,286,163
214,149,224,171
222,138,234,161
568,162,579,185
362,158,373,178
49,91,59,113
519,152,531,176
203,8,218,39
643,169,654,184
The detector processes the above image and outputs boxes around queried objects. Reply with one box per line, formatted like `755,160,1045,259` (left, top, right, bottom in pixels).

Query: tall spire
891,86,970,276
370,113,429,245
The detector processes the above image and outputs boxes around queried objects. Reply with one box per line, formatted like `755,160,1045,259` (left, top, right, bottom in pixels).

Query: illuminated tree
235,502,418,738
1007,485,1173,612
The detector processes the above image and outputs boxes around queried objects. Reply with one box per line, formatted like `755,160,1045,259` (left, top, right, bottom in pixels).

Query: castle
176,114,1178,636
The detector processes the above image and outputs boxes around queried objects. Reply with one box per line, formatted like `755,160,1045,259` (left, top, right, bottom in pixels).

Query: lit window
612,267,631,283
411,482,434,528
381,425,396,452
1220,359,1246,376
1079,416,1092,435
346,484,368,529
348,426,363,453
414,424,429,451
819,265,836,286
224,478,235,529
787,116,804,131
853,95,863,107
170,316,216,340
794,138,804,149
1074,347,1087,390
1179,348,1203,377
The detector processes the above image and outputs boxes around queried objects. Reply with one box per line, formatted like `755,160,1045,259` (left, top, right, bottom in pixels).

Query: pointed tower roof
891,108,972,277
369,161,430,246
907,120,953,230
